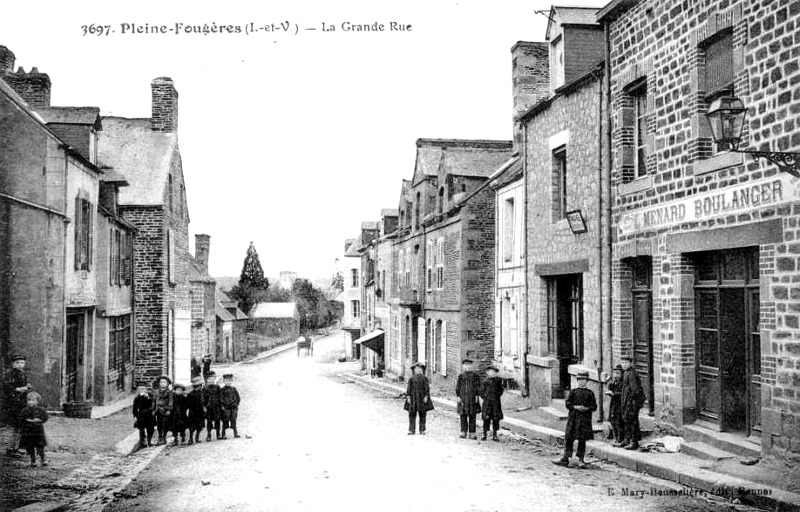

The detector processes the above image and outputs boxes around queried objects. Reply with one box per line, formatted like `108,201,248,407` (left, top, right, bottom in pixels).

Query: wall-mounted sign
618,174,800,236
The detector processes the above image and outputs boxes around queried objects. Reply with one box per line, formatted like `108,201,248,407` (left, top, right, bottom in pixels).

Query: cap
173,383,186,391
576,370,590,379
222,373,234,379
612,364,624,372
621,356,633,362
10,354,26,362
411,362,426,370
158,375,172,384
461,358,473,365
205,371,216,378
191,376,203,387
486,365,499,373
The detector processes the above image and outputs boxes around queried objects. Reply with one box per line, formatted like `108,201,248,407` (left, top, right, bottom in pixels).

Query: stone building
598,0,800,459
389,138,514,384
190,234,216,364
517,7,612,411
99,77,193,386
216,288,248,361
248,302,300,353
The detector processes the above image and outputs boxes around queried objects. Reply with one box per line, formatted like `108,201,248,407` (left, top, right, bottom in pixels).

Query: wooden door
65,313,82,402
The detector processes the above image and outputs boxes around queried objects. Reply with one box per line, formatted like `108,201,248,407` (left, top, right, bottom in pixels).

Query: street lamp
705,94,800,178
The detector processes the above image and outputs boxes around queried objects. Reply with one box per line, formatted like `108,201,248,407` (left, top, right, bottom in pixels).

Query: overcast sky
4,0,605,280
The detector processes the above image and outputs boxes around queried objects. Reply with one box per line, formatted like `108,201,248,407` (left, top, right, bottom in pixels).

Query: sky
2,0,607,281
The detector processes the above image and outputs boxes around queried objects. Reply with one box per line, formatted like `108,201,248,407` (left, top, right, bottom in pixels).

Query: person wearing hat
202,354,213,379
619,356,645,450
170,383,189,446
153,375,174,445
201,371,222,441
186,376,205,445
553,370,597,468
404,362,433,435
455,358,482,440
3,354,31,457
604,364,624,444
219,373,241,439
479,365,504,441
132,386,156,448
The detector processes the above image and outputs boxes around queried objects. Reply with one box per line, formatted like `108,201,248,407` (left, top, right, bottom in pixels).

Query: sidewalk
345,371,800,512
1,342,295,512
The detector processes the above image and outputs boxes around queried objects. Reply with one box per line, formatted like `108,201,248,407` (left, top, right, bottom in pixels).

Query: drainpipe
596,67,605,424
601,21,615,422
522,121,531,398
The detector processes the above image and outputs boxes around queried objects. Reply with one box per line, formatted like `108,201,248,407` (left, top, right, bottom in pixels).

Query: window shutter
440,320,447,376
74,197,82,270
168,229,175,284
109,229,114,285
87,203,93,268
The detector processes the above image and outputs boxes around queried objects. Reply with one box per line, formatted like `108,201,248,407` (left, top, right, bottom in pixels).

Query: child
480,365,504,442
220,373,241,439
3,353,31,457
153,375,173,445
553,371,597,468
186,376,205,445
201,372,222,441
620,356,645,450
605,364,624,444
132,386,155,448
455,358,482,440
18,391,47,467
404,362,433,435
171,383,189,446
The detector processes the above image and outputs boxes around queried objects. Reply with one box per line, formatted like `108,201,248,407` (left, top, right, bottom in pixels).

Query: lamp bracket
743,151,800,178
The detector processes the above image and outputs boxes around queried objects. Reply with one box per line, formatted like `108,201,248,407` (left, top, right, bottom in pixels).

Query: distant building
216,288,248,361
278,271,298,290
247,302,299,353
190,234,216,364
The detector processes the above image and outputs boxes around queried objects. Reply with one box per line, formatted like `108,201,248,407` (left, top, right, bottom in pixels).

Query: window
351,268,359,288
438,187,444,214
546,279,557,354
110,228,119,285
381,270,386,300
398,249,405,288
122,231,132,285
552,147,567,220
108,314,132,373
168,174,173,214
439,320,447,376
633,83,648,179
415,192,421,231
703,30,733,97
426,240,433,290
405,249,411,287
436,239,444,289
351,300,360,319
503,197,515,263
167,228,176,284
74,197,93,271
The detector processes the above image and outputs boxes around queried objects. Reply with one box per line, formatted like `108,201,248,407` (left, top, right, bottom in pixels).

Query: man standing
455,358,481,440
405,362,433,435
617,356,645,450
3,354,31,457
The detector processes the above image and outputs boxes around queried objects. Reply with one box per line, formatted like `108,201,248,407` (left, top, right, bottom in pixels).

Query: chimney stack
511,42,549,151
0,46,52,110
151,77,178,133
195,234,210,275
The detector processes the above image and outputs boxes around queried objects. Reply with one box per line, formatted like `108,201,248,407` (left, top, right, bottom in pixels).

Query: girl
18,391,47,467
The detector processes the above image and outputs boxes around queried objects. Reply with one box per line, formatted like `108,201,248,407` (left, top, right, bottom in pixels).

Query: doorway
546,274,583,397
694,247,760,434
630,257,654,416
65,312,84,402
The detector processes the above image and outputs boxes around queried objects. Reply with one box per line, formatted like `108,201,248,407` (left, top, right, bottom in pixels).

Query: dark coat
3,368,28,421
132,394,155,429
607,378,623,421
171,393,189,431
220,386,240,410
186,388,205,430
153,387,173,416
405,374,434,413
564,387,597,440
621,367,645,419
18,405,48,449
480,376,504,421
202,384,222,420
456,371,482,416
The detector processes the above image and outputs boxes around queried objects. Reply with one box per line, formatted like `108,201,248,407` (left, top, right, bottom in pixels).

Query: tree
330,270,344,293
229,242,270,314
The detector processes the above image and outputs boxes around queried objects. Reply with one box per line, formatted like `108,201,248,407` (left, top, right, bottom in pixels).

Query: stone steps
683,421,761,459
680,441,737,461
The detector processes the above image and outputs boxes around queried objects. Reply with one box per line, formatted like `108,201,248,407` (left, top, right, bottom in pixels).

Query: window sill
618,175,653,196
692,151,744,176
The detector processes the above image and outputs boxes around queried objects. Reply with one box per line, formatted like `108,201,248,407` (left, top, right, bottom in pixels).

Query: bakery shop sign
618,174,800,236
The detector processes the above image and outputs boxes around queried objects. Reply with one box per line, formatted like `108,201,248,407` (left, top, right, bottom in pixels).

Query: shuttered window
704,31,733,96
74,197,93,271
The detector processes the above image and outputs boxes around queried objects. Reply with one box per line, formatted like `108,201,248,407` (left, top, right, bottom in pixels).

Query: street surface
107,332,759,512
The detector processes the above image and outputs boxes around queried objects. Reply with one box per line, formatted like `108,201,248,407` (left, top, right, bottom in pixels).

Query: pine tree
230,242,270,314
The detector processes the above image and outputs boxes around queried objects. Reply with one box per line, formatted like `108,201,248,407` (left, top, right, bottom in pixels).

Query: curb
343,372,800,512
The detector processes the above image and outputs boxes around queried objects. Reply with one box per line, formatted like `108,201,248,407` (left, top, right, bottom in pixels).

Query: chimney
1,56,52,109
151,77,178,133
195,234,210,275
0,45,15,73
511,42,549,151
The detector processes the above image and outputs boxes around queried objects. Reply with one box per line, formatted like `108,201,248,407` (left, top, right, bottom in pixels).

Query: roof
99,168,129,185
345,233,363,257
546,6,602,40
251,302,298,319
361,221,378,230
596,0,639,22
36,106,101,129
98,117,178,206
440,145,514,178
216,304,235,322
189,257,214,282
380,208,398,217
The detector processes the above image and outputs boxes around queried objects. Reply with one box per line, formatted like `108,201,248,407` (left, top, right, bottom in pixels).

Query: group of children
3,354,48,467
133,371,241,448
405,355,646,469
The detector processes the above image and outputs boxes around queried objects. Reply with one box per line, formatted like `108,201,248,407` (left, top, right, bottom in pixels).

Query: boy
480,365,504,441
605,364,624,444
405,362,433,435
3,354,31,457
153,375,173,445
219,373,241,439
186,376,205,445
132,386,155,448
619,356,645,450
455,358,481,440
18,391,48,467
171,383,189,446
553,371,597,468
202,371,222,441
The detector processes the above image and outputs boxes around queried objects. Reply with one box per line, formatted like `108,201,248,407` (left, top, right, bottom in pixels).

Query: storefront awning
353,329,385,352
